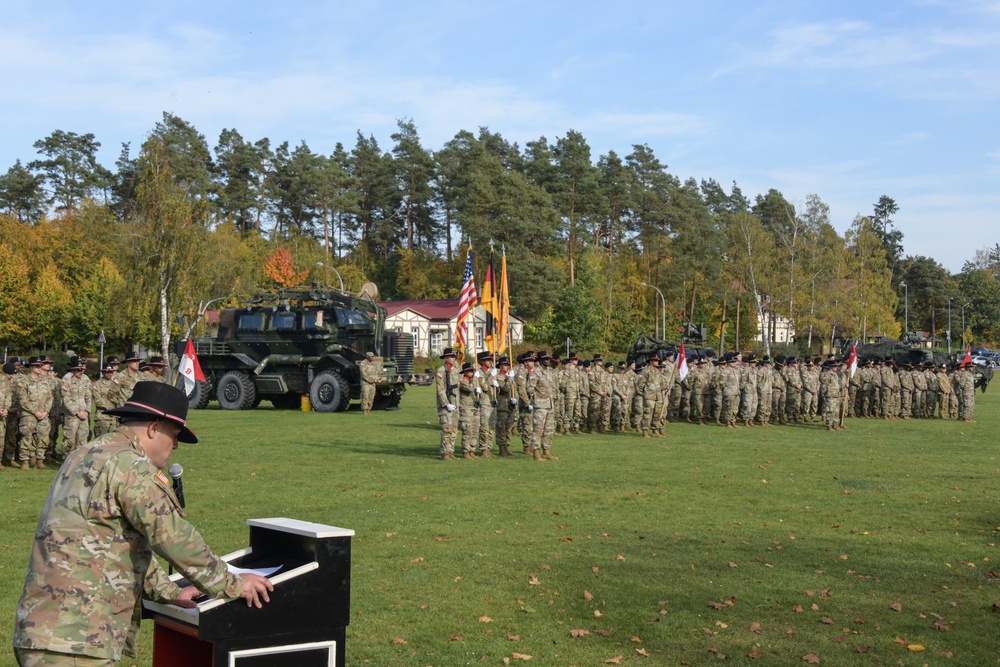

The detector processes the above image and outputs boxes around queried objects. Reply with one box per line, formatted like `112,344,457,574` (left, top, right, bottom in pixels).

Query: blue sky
3,0,998,271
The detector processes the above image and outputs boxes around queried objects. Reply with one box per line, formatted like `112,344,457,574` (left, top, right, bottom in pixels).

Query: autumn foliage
263,245,310,287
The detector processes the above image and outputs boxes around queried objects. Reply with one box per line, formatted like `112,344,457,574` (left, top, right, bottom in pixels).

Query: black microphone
168,463,185,508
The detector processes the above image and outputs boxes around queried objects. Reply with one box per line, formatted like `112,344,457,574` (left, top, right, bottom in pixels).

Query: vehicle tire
270,393,301,410
372,392,402,411
310,370,351,413
216,371,257,410
187,379,212,410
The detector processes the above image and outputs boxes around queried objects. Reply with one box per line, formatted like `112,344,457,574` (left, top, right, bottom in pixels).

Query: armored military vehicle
178,285,414,412
626,328,717,367
840,337,992,392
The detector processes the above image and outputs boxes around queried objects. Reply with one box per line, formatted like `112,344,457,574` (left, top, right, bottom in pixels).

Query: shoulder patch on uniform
156,471,171,488
437,371,444,379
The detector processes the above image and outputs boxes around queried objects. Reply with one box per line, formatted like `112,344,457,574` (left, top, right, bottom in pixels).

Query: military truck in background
840,337,993,392
177,285,414,412
626,325,717,367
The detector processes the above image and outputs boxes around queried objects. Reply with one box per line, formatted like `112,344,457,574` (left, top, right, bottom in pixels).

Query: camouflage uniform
112,368,143,407
880,364,900,418
47,376,62,460
526,361,558,457
911,367,927,418
5,371,25,465
577,366,591,432
13,429,243,663
61,372,93,456
495,364,519,454
755,363,773,425
358,356,379,414
720,363,741,427
957,366,976,421
923,366,938,418
459,371,481,454
898,366,914,418
588,366,609,433
819,366,841,429
476,362,498,455
600,366,615,430
783,363,803,422
0,370,12,468
692,363,710,422
935,366,952,418
630,367,645,430
638,364,665,437
91,375,119,437
770,364,786,423
739,362,758,425
17,371,57,466
515,361,535,448
435,361,461,458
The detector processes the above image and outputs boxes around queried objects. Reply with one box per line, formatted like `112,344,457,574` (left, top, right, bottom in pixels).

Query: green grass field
2,386,998,666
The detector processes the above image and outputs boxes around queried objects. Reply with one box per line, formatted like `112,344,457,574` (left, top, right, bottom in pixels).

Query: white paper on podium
227,564,282,578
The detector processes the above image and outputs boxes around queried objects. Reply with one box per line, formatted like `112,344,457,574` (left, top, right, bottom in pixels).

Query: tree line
1,112,997,360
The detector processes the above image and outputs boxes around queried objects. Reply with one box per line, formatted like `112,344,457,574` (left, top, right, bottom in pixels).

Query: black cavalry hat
105,382,198,443
440,347,459,359
461,361,476,373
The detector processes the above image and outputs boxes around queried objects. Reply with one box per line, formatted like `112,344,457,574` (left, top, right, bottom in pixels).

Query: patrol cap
604,361,613,369
69,356,86,370
440,347,459,359
2,362,15,375
461,361,476,373
105,382,198,444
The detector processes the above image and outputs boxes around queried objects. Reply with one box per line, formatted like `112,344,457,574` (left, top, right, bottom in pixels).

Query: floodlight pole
640,282,666,340
947,298,953,354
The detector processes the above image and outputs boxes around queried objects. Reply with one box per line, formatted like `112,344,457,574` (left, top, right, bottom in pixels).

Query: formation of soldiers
433,347,981,459
0,351,172,471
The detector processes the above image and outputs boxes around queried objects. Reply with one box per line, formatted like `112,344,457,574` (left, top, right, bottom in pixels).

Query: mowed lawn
1,385,999,666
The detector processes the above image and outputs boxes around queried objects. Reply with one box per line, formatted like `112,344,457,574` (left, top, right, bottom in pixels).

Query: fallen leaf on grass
583,590,594,601
749,622,762,633
709,601,725,610
708,646,727,660
511,652,532,660
939,651,954,657
889,603,902,612
479,615,493,623
410,557,424,563
728,562,739,568
385,532,396,537
448,635,464,642
392,637,407,644
594,610,603,617
570,629,590,637
748,649,762,658
561,537,573,542
802,653,820,663
539,563,551,570
810,604,819,612
636,648,650,656
715,621,728,629
454,576,463,582
907,644,925,651
792,605,804,613
616,554,625,561
593,566,600,573
506,634,520,640
857,646,870,653
528,576,540,585
931,621,950,631
604,656,623,664
819,617,833,625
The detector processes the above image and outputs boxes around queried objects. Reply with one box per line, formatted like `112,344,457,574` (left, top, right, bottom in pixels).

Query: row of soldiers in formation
434,348,982,459
0,352,172,471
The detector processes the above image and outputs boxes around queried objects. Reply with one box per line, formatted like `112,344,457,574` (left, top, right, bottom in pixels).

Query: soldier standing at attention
611,362,629,432
458,362,482,458
577,361,591,433
146,356,171,384
755,358,773,426
4,361,24,467
638,356,664,438
435,348,461,461
911,363,928,418
782,358,803,423
526,352,558,461
92,362,119,437
359,351,379,415
46,362,62,463
957,361,976,422
13,382,272,666
560,355,580,435
475,352,498,458
61,356,92,457
923,362,939,418
898,363,914,419
935,363,952,419
720,358,741,428
16,357,57,470
113,351,144,407
494,356,518,456
515,353,536,452
0,363,12,470
819,361,841,431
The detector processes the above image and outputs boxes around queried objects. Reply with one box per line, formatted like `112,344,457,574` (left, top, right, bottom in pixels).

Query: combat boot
463,451,478,459
21,459,30,470
543,450,559,460
498,445,513,457
481,448,494,459
523,445,531,455
35,458,46,470
532,449,544,461
642,430,651,438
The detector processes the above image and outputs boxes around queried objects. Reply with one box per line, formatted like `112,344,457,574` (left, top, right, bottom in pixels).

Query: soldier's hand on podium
240,573,274,608
173,586,203,608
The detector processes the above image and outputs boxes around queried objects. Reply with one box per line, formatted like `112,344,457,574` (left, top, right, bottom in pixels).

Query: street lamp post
900,281,908,341
962,302,971,350
640,282,666,341
947,298,953,354
316,262,345,293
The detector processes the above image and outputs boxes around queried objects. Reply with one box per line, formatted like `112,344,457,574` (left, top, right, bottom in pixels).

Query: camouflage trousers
722,394,740,426
530,407,556,451
739,390,758,422
925,391,938,418
641,397,665,433
823,396,840,427
577,396,589,430
959,390,975,421
900,391,913,418
913,391,925,417
630,394,643,429
802,391,817,419
847,385,860,417
15,648,115,666
755,388,771,423
496,408,517,449
460,408,481,453
938,391,952,418
772,390,786,421
561,392,578,431
438,408,459,456
62,415,90,456
668,387,682,419
3,413,18,464
478,404,496,452
588,395,606,432
19,414,50,462
518,407,534,444
710,391,722,422
361,383,376,412
691,391,706,420
600,395,612,430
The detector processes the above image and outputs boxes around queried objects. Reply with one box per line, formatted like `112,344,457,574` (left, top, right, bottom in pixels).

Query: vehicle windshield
334,308,373,326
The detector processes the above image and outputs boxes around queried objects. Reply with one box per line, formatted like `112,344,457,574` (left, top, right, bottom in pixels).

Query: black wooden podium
142,518,354,667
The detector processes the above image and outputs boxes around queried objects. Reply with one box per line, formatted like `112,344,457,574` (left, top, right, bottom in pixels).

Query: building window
430,330,445,356
475,326,484,352
411,328,420,354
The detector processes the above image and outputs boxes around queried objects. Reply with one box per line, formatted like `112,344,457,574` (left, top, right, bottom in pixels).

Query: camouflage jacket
13,429,242,660
459,373,481,411
819,370,840,399
719,366,740,397
526,365,557,410
16,373,57,415
61,373,93,416
359,358,380,385
936,370,952,395
112,369,144,407
92,377,118,419
0,372,12,412
495,367,518,411
435,363,461,409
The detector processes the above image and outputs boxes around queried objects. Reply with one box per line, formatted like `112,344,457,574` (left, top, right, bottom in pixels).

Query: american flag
455,245,477,356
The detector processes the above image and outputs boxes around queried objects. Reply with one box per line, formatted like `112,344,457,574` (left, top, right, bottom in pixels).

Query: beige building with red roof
378,299,525,358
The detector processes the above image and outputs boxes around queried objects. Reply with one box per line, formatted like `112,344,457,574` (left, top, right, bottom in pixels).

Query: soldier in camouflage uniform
600,362,616,431
526,352,558,460
755,358,773,426
494,356,519,456
61,356,92,457
13,382,272,666
638,356,665,438
739,358,758,427
911,363,927,418
359,351,380,415
145,356,171,384
16,357,58,470
957,361,976,422
881,360,900,419
923,362,939,418
46,363,62,463
458,362,481,458
112,351,144,407
588,357,608,433
935,363,952,419
783,359,803,423
0,362,13,470
92,362,119,437
630,362,645,431
435,348,461,460
577,361,591,433
819,361,842,430
719,359,741,427
475,352,498,458
610,363,627,432
898,363,915,419
4,361,24,467
515,353,536,452
559,355,580,434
